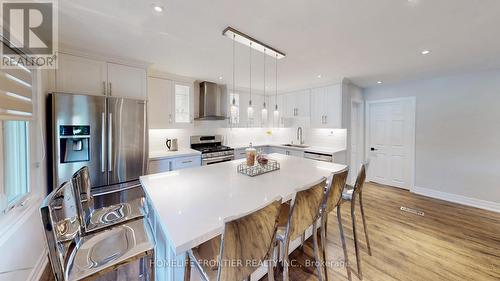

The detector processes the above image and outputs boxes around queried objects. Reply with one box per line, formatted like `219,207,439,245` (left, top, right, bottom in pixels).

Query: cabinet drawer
172,156,201,170
148,159,171,174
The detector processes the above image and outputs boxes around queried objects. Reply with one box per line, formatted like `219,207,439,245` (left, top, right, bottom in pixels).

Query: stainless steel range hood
196,81,227,120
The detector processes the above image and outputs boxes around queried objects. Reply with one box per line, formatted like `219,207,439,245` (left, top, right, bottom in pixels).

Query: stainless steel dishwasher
304,151,334,162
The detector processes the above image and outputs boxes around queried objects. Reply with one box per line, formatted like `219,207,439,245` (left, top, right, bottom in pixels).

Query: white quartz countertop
140,153,347,254
149,148,201,160
229,143,346,155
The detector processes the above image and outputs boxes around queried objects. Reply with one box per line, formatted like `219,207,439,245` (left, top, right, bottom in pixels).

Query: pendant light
273,53,279,120
230,34,237,122
247,42,254,120
261,49,268,123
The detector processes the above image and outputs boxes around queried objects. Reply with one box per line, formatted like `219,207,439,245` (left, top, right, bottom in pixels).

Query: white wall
364,70,500,210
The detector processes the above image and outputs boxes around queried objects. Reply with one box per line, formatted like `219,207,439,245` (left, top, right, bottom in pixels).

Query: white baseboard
412,186,500,213
27,248,48,281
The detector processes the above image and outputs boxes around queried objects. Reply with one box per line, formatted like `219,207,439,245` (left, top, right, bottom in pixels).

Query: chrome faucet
297,127,304,145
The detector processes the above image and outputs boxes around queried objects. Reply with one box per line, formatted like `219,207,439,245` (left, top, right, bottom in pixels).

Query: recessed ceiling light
218,76,223,80
421,50,431,55
377,81,383,84
317,74,322,79
153,5,163,12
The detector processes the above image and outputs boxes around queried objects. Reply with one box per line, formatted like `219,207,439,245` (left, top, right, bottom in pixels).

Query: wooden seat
186,197,282,281
321,168,350,281
341,162,371,280
276,178,328,281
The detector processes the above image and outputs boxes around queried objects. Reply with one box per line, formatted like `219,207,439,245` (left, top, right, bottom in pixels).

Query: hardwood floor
262,182,500,281
40,183,500,281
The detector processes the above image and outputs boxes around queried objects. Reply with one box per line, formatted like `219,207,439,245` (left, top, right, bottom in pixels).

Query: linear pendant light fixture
222,27,286,59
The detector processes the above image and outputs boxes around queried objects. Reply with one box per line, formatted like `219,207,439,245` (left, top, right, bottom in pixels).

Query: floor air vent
400,206,425,216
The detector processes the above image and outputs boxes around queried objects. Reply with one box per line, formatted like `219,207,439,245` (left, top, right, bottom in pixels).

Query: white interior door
367,98,415,190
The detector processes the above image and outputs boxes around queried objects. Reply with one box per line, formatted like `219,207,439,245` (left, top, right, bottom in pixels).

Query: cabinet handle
103,81,107,95
169,114,172,124
325,115,327,124
296,108,298,116
108,82,112,95
182,160,193,164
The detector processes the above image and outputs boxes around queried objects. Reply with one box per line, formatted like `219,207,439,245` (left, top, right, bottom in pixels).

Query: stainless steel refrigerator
48,93,148,192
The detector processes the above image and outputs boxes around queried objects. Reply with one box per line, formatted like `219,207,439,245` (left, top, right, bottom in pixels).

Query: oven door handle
203,155,234,163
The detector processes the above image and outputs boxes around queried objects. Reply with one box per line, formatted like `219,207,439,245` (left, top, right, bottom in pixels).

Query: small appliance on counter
166,138,178,151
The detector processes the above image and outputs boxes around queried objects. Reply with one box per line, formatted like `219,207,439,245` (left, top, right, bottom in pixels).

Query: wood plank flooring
262,183,500,281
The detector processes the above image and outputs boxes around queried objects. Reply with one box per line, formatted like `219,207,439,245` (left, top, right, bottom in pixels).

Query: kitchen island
140,153,347,280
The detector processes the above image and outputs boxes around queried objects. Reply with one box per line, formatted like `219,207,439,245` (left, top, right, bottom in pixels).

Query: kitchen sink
282,144,310,148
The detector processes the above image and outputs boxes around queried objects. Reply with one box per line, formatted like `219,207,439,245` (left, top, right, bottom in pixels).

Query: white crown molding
412,186,500,213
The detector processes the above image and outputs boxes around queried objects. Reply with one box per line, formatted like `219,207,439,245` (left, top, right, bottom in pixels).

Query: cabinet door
56,53,107,95
310,87,327,127
234,148,247,159
172,156,201,170
295,90,310,118
288,149,304,158
148,77,173,129
148,159,171,174
269,147,286,155
282,93,296,118
325,84,342,128
173,82,193,125
107,63,147,99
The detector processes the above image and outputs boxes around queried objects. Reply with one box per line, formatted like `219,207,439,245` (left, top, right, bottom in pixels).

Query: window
229,93,240,124
0,120,30,214
174,84,191,123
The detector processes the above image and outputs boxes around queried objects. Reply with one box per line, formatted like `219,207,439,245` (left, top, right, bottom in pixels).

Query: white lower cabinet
268,146,304,157
148,155,201,174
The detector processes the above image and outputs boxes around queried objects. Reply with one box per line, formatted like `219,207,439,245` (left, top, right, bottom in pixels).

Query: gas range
190,135,234,165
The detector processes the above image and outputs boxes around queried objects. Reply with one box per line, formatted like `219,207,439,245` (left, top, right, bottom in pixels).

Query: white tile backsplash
150,126,346,153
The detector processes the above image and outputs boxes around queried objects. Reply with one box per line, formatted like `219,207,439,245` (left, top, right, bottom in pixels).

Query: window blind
0,41,33,120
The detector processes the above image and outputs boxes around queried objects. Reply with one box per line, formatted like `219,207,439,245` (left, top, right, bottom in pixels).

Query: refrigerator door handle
101,112,106,172
108,113,113,172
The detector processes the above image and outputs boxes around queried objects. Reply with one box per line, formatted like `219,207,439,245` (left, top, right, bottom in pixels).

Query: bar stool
71,166,146,234
342,162,371,279
276,178,328,281
185,197,282,281
40,181,155,281
321,168,350,281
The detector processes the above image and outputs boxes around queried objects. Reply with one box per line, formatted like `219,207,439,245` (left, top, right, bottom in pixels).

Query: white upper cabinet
310,84,342,128
173,82,193,124
107,63,147,99
325,84,342,128
56,52,147,99
283,90,310,118
147,77,194,129
56,53,107,95
148,77,173,129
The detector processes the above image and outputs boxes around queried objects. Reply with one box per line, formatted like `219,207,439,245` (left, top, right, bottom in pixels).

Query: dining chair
185,197,282,281
71,166,146,234
276,178,328,281
320,167,350,281
341,162,371,279
40,180,155,281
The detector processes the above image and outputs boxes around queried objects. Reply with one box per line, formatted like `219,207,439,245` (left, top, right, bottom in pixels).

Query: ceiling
58,0,500,91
